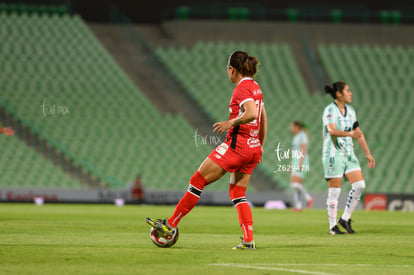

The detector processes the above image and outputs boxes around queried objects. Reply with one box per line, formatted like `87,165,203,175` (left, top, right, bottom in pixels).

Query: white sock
294,190,302,209
290,182,302,209
342,180,365,221
301,186,312,202
291,182,312,204
327,187,341,229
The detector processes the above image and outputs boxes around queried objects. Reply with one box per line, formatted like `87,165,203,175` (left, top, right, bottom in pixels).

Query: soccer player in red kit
0,126,14,136
146,51,267,250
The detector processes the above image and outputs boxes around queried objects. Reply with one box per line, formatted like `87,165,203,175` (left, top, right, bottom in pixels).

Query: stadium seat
155,42,326,191
318,44,413,193
0,12,229,191
155,42,413,194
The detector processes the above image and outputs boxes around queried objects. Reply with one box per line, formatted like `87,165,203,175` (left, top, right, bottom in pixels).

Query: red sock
167,171,209,228
229,184,253,242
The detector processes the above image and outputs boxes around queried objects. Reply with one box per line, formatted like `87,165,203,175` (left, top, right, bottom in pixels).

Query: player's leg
290,174,313,211
327,177,344,234
167,157,227,228
339,168,365,233
146,157,226,236
323,155,345,234
147,143,238,233
290,175,303,210
230,171,255,249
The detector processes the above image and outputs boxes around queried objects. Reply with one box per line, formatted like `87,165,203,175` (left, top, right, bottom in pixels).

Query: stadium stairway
0,12,277,192
0,13,211,191
89,23,280,191
0,104,92,188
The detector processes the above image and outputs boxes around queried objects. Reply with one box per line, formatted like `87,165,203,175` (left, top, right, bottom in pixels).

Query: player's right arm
323,106,360,139
326,123,361,139
213,100,257,134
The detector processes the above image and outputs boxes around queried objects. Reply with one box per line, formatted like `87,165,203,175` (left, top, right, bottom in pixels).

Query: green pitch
0,204,413,275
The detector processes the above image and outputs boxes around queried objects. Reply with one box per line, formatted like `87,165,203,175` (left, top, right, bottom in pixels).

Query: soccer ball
149,227,179,248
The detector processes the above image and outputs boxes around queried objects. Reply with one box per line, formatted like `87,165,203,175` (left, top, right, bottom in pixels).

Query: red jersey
225,77,264,155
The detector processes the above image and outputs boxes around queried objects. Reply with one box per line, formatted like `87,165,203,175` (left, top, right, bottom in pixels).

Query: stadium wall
0,187,362,211
136,20,414,48
0,187,287,206
57,0,414,23
3,188,413,211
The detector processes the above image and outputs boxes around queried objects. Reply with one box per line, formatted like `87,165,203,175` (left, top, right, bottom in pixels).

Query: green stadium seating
2,11,412,194
0,13,228,191
155,42,329,192
318,44,414,193
156,42,414,194
0,3,70,16
0,135,82,188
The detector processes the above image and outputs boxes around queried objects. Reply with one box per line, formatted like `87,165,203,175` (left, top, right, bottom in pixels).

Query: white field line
210,263,335,275
210,263,413,274
258,263,412,268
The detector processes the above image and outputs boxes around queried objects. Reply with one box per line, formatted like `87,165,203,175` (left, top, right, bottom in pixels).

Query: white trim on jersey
239,98,254,108
237,77,253,85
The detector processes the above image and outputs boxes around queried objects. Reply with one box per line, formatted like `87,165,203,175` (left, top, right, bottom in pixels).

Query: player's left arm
213,100,257,134
354,126,375,168
258,105,267,162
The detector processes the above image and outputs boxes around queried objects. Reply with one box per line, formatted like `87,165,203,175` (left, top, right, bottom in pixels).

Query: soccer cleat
306,198,314,209
145,217,175,237
329,225,345,235
232,238,256,250
338,218,355,234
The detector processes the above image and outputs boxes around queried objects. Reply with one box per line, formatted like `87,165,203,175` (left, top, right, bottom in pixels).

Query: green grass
0,204,413,275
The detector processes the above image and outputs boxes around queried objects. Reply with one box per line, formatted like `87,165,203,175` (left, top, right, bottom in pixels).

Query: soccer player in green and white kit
322,82,375,235
290,121,314,211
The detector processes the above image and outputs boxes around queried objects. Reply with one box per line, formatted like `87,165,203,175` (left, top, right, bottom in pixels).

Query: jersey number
248,99,263,126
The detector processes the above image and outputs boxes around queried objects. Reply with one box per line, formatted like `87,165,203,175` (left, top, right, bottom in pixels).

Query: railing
164,3,414,24
302,36,328,92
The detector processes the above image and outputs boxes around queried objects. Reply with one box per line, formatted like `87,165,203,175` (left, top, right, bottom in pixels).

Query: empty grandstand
1,2,413,205
0,12,228,192
155,42,414,194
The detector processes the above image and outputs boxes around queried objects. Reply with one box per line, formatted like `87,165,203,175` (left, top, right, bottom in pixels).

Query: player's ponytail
325,81,347,99
227,51,259,77
241,56,258,77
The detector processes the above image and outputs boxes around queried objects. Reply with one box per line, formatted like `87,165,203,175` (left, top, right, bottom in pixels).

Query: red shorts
208,142,261,175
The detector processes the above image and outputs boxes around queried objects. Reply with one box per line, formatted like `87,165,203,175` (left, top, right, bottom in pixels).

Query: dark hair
292,120,307,130
324,81,347,99
227,51,259,77
292,120,309,135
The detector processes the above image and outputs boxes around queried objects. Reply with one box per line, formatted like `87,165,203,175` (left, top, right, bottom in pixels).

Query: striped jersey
225,77,264,155
322,102,357,157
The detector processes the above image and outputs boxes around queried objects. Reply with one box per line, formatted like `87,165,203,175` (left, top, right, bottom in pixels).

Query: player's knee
290,182,301,190
352,180,365,192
